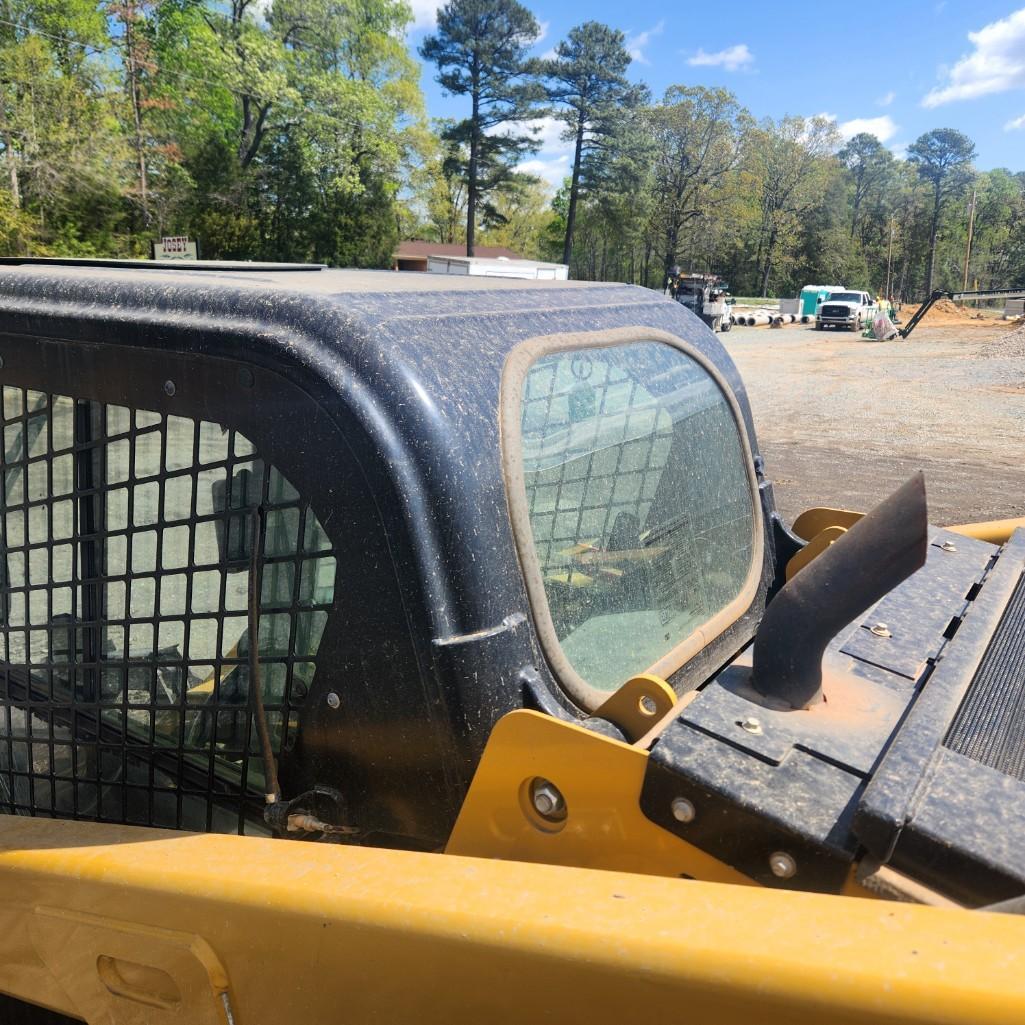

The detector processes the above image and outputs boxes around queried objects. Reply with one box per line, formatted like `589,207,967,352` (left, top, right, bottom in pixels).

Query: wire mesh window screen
519,342,755,694
0,385,336,834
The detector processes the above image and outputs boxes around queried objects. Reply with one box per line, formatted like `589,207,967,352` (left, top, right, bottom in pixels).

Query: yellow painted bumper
1,817,1024,1024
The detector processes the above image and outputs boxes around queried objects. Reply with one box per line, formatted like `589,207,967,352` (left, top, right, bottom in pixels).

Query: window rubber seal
499,325,766,713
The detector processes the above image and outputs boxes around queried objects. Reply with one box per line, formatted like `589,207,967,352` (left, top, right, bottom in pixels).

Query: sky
404,0,1025,187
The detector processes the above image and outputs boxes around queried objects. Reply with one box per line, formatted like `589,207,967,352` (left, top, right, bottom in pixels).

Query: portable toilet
799,284,845,321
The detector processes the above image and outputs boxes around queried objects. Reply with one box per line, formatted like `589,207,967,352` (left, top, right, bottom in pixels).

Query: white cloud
922,7,1025,106
502,116,575,190
836,115,899,143
408,0,439,31
686,43,754,72
540,46,558,60
877,90,896,107
536,20,550,44
1007,112,1025,130
517,155,571,188
528,116,569,151
814,113,899,144
489,116,566,150
625,21,664,65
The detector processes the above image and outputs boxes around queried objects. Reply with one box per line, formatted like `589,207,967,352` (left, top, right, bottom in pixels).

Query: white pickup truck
815,290,877,332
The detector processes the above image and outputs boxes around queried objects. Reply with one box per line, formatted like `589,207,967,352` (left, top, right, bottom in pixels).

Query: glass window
515,341,757,696
0,386,337,834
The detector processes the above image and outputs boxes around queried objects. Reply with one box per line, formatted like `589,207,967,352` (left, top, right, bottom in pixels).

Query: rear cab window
503,331,763,709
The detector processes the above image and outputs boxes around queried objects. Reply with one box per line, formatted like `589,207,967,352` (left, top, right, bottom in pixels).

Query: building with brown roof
392,240,524,272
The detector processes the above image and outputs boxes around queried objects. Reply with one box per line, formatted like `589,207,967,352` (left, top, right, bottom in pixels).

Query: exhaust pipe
751,472,928,709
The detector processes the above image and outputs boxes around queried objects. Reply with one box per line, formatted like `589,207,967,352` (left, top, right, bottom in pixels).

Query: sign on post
150,236,199,260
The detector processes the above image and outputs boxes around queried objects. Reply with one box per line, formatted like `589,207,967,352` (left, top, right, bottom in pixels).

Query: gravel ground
721,321,1025,526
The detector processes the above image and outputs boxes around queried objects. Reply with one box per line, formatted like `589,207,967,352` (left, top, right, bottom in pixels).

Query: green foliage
412,121,469,244
907,128,977,294
478,173,559,258
564,93,1017,303
837,133,896,240
646,87,752,285
0,0,426,266
0,0,1018,299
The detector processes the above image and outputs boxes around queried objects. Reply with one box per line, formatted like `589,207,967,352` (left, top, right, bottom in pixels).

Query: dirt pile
899,297,993,327
979,318,1025,359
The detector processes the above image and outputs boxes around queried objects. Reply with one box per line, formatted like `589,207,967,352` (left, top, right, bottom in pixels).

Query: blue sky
405,1,1025,186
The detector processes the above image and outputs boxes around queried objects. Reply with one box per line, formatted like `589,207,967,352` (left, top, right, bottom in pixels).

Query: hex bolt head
740,716,763,735
671,797,696,823
530,778,566,821
940,540,958,553
769,851,797,879
325,691,341,710
163,379,176,397
869,622,892,638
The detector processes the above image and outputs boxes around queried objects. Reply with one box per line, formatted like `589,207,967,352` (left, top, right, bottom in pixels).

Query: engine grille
945,572,1025,781
820,305,850,319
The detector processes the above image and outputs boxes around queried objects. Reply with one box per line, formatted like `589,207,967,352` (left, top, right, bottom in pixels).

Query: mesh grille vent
945,572,1025,781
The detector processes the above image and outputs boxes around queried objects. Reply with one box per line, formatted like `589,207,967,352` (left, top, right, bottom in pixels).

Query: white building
426,255,569,280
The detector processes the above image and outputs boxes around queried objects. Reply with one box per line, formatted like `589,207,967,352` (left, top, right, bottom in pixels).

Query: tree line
0,0,1022,300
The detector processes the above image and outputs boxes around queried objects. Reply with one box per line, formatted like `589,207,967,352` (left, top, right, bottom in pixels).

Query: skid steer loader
0,258,1023,1025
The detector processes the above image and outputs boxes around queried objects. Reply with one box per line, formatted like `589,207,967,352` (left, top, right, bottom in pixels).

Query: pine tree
908,128,976,296
543,22,640,266
419,0,543,256
837,132,895,240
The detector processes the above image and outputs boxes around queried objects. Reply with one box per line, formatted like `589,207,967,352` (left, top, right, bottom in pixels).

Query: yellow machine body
1,265,1023,1023
2,815,1025,1025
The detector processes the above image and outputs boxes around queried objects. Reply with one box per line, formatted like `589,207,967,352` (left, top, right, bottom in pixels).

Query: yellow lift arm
2,815,1025,1025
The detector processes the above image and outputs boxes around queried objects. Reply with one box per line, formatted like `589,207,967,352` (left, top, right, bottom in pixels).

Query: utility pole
885,217,895,300
962,187,977,292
